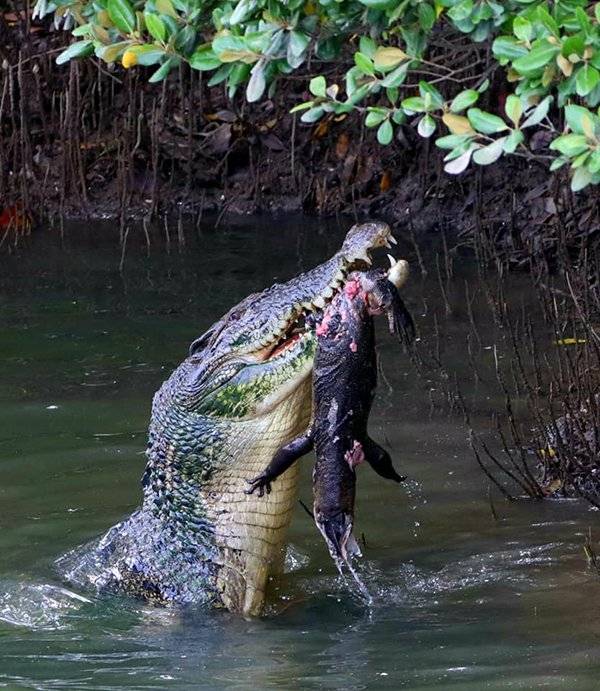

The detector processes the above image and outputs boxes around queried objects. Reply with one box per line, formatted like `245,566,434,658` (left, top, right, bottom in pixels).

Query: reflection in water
1,217,600,689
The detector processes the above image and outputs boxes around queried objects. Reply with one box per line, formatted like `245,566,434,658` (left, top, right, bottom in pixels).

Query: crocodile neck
139,368,312,614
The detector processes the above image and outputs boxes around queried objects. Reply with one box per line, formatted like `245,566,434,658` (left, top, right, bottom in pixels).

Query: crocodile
57,221,400,616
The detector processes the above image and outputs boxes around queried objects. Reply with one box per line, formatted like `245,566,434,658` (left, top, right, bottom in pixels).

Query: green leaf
492,36,529,63
175,25,196,55
504,95,522,127
354,51,375,76
377,119,393,145
467,108,508,134
189,45,221,71
357,0,396,8
588,150,600,174
380,63,408,88
419,81,444,109
472,138,506,165
435,134,473,150
156,0,178,19
97,41,132,63
130,44,166,66
391,109,406,125
107,0,136,34
346,83,372,106
290,101,314,114
230,0,256,25
401,96,427,113
417,114,436,138
512,17,532,42
331,103,355,115
309,75,327,98
447,0,474,23
144,13,166,42
521,95,552,128
564,104,596,136
245,31,272,55
56,40,94,65
549,156,568,172
288,30,310,68
365,109,387,127
536,6,558,37
149,57,176,82
477,78,490,94
549,133,589,156
503,129,524,153
444,149,473,175
359,36,376,58
571,151,590,169
450,89,479,113
418,2,435,30
575,7,591,35
576,64,600,97
374,47,408,71
571,166,592,192
207,63,232,87
72,24,91,37
246,60,266,102
213,34,257,63
561,34,585,59
227,63,251,97
301,106,325,123
513,41,559,75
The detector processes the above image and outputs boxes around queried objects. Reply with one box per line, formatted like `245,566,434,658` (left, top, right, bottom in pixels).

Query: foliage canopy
34,0,600,191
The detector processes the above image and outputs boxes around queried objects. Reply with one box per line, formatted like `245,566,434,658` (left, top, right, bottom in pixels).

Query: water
1,218,599,689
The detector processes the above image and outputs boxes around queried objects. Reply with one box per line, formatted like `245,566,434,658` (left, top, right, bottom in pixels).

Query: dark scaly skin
56,222,397,616
247,270,414,584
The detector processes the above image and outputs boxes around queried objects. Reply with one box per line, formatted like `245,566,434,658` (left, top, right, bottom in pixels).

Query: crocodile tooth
389,235,397,245
387,254,397,267
322,286,335,299
387,259,409,289
313,296,326,309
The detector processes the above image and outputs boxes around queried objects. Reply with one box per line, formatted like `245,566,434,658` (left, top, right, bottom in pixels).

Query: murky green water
1,218,599,690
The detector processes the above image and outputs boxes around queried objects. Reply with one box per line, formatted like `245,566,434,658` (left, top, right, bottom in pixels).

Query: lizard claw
245,474,272,497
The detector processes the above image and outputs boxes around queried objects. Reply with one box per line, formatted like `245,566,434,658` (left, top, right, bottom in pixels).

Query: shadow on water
1,216,600,689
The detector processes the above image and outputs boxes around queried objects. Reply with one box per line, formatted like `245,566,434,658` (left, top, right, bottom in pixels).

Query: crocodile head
143,222,398,616
172,222,395,421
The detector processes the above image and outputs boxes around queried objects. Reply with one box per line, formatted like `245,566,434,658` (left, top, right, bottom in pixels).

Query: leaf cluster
33,0,600,190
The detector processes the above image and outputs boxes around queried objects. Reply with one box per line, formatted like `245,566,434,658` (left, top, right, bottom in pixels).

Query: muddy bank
2,9,600,261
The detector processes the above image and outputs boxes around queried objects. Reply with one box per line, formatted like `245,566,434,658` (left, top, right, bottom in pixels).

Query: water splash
0,580,92,630
293,541,562,610
284,544,310,573
399,477,427,538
